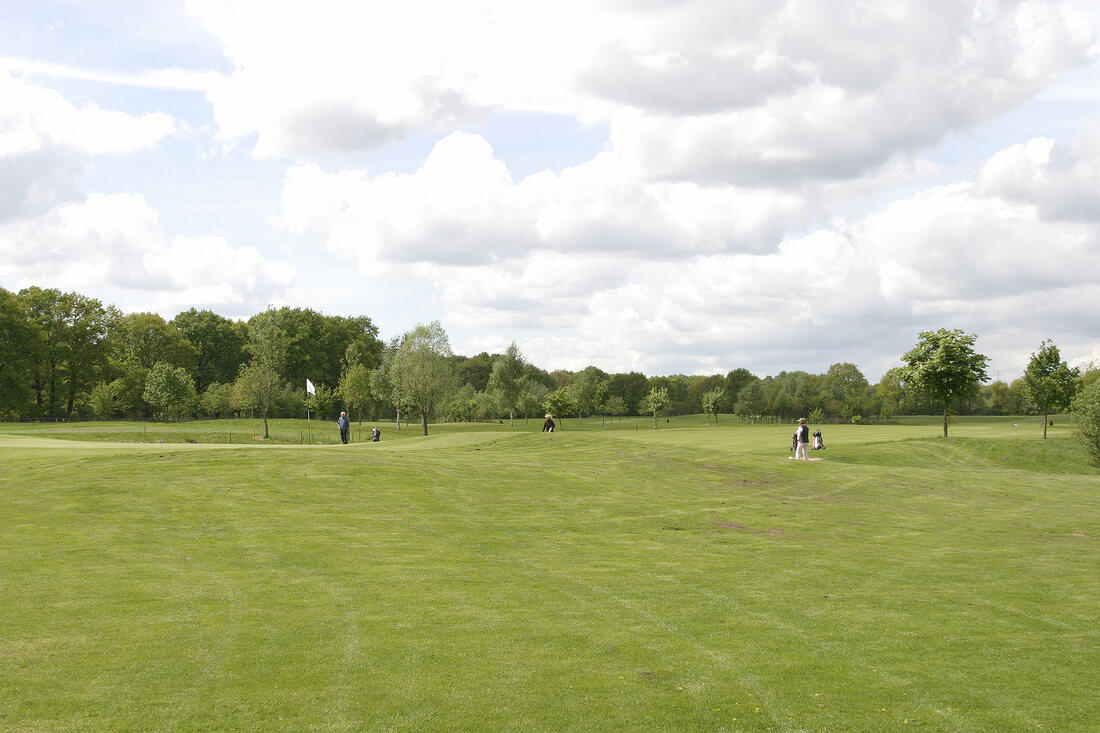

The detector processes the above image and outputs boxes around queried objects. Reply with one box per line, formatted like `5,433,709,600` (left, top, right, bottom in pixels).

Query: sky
2,0,1099,383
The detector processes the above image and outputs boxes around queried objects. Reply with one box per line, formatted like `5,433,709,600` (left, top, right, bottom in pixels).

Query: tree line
2,287,1095,439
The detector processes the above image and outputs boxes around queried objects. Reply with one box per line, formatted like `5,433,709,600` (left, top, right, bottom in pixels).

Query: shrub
1071,381,1100,464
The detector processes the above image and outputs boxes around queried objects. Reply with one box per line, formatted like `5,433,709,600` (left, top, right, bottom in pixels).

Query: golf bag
812,430,825,450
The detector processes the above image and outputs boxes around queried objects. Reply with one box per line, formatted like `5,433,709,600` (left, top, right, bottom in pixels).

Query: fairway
1,420,1097,731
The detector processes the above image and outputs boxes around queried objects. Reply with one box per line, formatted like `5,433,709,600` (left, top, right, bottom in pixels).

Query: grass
0,417,1096,731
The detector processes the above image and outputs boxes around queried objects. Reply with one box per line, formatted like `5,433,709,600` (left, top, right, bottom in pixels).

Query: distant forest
0,286,1091,423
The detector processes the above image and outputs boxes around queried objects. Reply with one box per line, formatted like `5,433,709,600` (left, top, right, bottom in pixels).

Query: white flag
306,378,316,395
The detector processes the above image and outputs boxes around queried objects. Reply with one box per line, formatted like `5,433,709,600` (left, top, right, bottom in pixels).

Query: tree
143,362,197,421
1021,339,1080,438
569,366,606,421
702,387,723,425
606,372,648,416
902,328,989,437
199,382,234,418
113,312,194,371
452,352,496,391
339,363,373,423
487,342,527,426
876,367,908,416
603,395,628,423
640,386,671,428
239,309,288,438
1071,381,1100,464
21,287,116,417
542,387,576,427
735,382,767,422
390,321,455,436
723,368,758,412
305,382,337,419
171,308,248,392
87,380,121,418
824,362,869,420
516,377,550,424
0,287,35,415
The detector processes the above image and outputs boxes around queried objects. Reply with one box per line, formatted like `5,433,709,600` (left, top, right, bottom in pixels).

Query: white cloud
0,72,176,158
977,123,1100,220
187,0,1092,187
275,124,1100,378
0,193,295,317
0,72,177,223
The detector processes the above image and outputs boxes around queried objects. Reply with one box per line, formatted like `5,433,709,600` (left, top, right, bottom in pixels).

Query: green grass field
1,417,1096,731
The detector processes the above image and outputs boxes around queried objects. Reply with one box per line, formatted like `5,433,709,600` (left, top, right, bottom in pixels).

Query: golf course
1,416,1097,731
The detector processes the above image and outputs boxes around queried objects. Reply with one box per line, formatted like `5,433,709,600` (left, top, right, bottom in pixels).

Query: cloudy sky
2,0,1099,381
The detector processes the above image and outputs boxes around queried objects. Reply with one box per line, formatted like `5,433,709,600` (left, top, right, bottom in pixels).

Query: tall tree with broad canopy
113,312,194,371
902,328,989,437
1021,339,1079,438
0,287,35,415
487,342,527,425
569,366,607,421
390,321,456,436
171,308,248,392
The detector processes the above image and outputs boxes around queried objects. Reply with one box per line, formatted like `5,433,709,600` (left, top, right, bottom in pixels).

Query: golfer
793,417,810,460
337,411,350,444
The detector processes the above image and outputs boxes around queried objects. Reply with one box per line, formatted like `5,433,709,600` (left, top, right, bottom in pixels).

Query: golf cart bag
812,430,825,450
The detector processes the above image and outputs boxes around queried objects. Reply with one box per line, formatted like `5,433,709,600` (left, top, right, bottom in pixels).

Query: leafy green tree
143,362,197,421
687,374,725,415
593,381,610,426
113,312,194,371
1071,381,1100,464
264,307,382,391
452,352,495,391
723,368,758,412
603,395,628,423
517,377,550,424
824,362,869,419
390,321,456,436
487,342,527,426
569,366,606,421
340,363,373,423
0,287,35,415
371,337,409,428
606,372,648,416
702,387,723,425
171,308,248,392
87,380,121,418
735,382,767,423
238,309,288,438
1021,339,1080,438
199,382,234,418
641,386,671,428
876,367,908,415
902,328,990,437
443,384,480,422
542,387,576,427
305,382,337,418
21,287,116,417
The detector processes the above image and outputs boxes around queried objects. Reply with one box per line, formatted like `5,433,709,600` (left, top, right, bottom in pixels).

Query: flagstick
307,408,311,444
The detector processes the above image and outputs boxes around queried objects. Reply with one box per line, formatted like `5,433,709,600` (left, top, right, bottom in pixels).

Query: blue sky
3,0,1099,382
